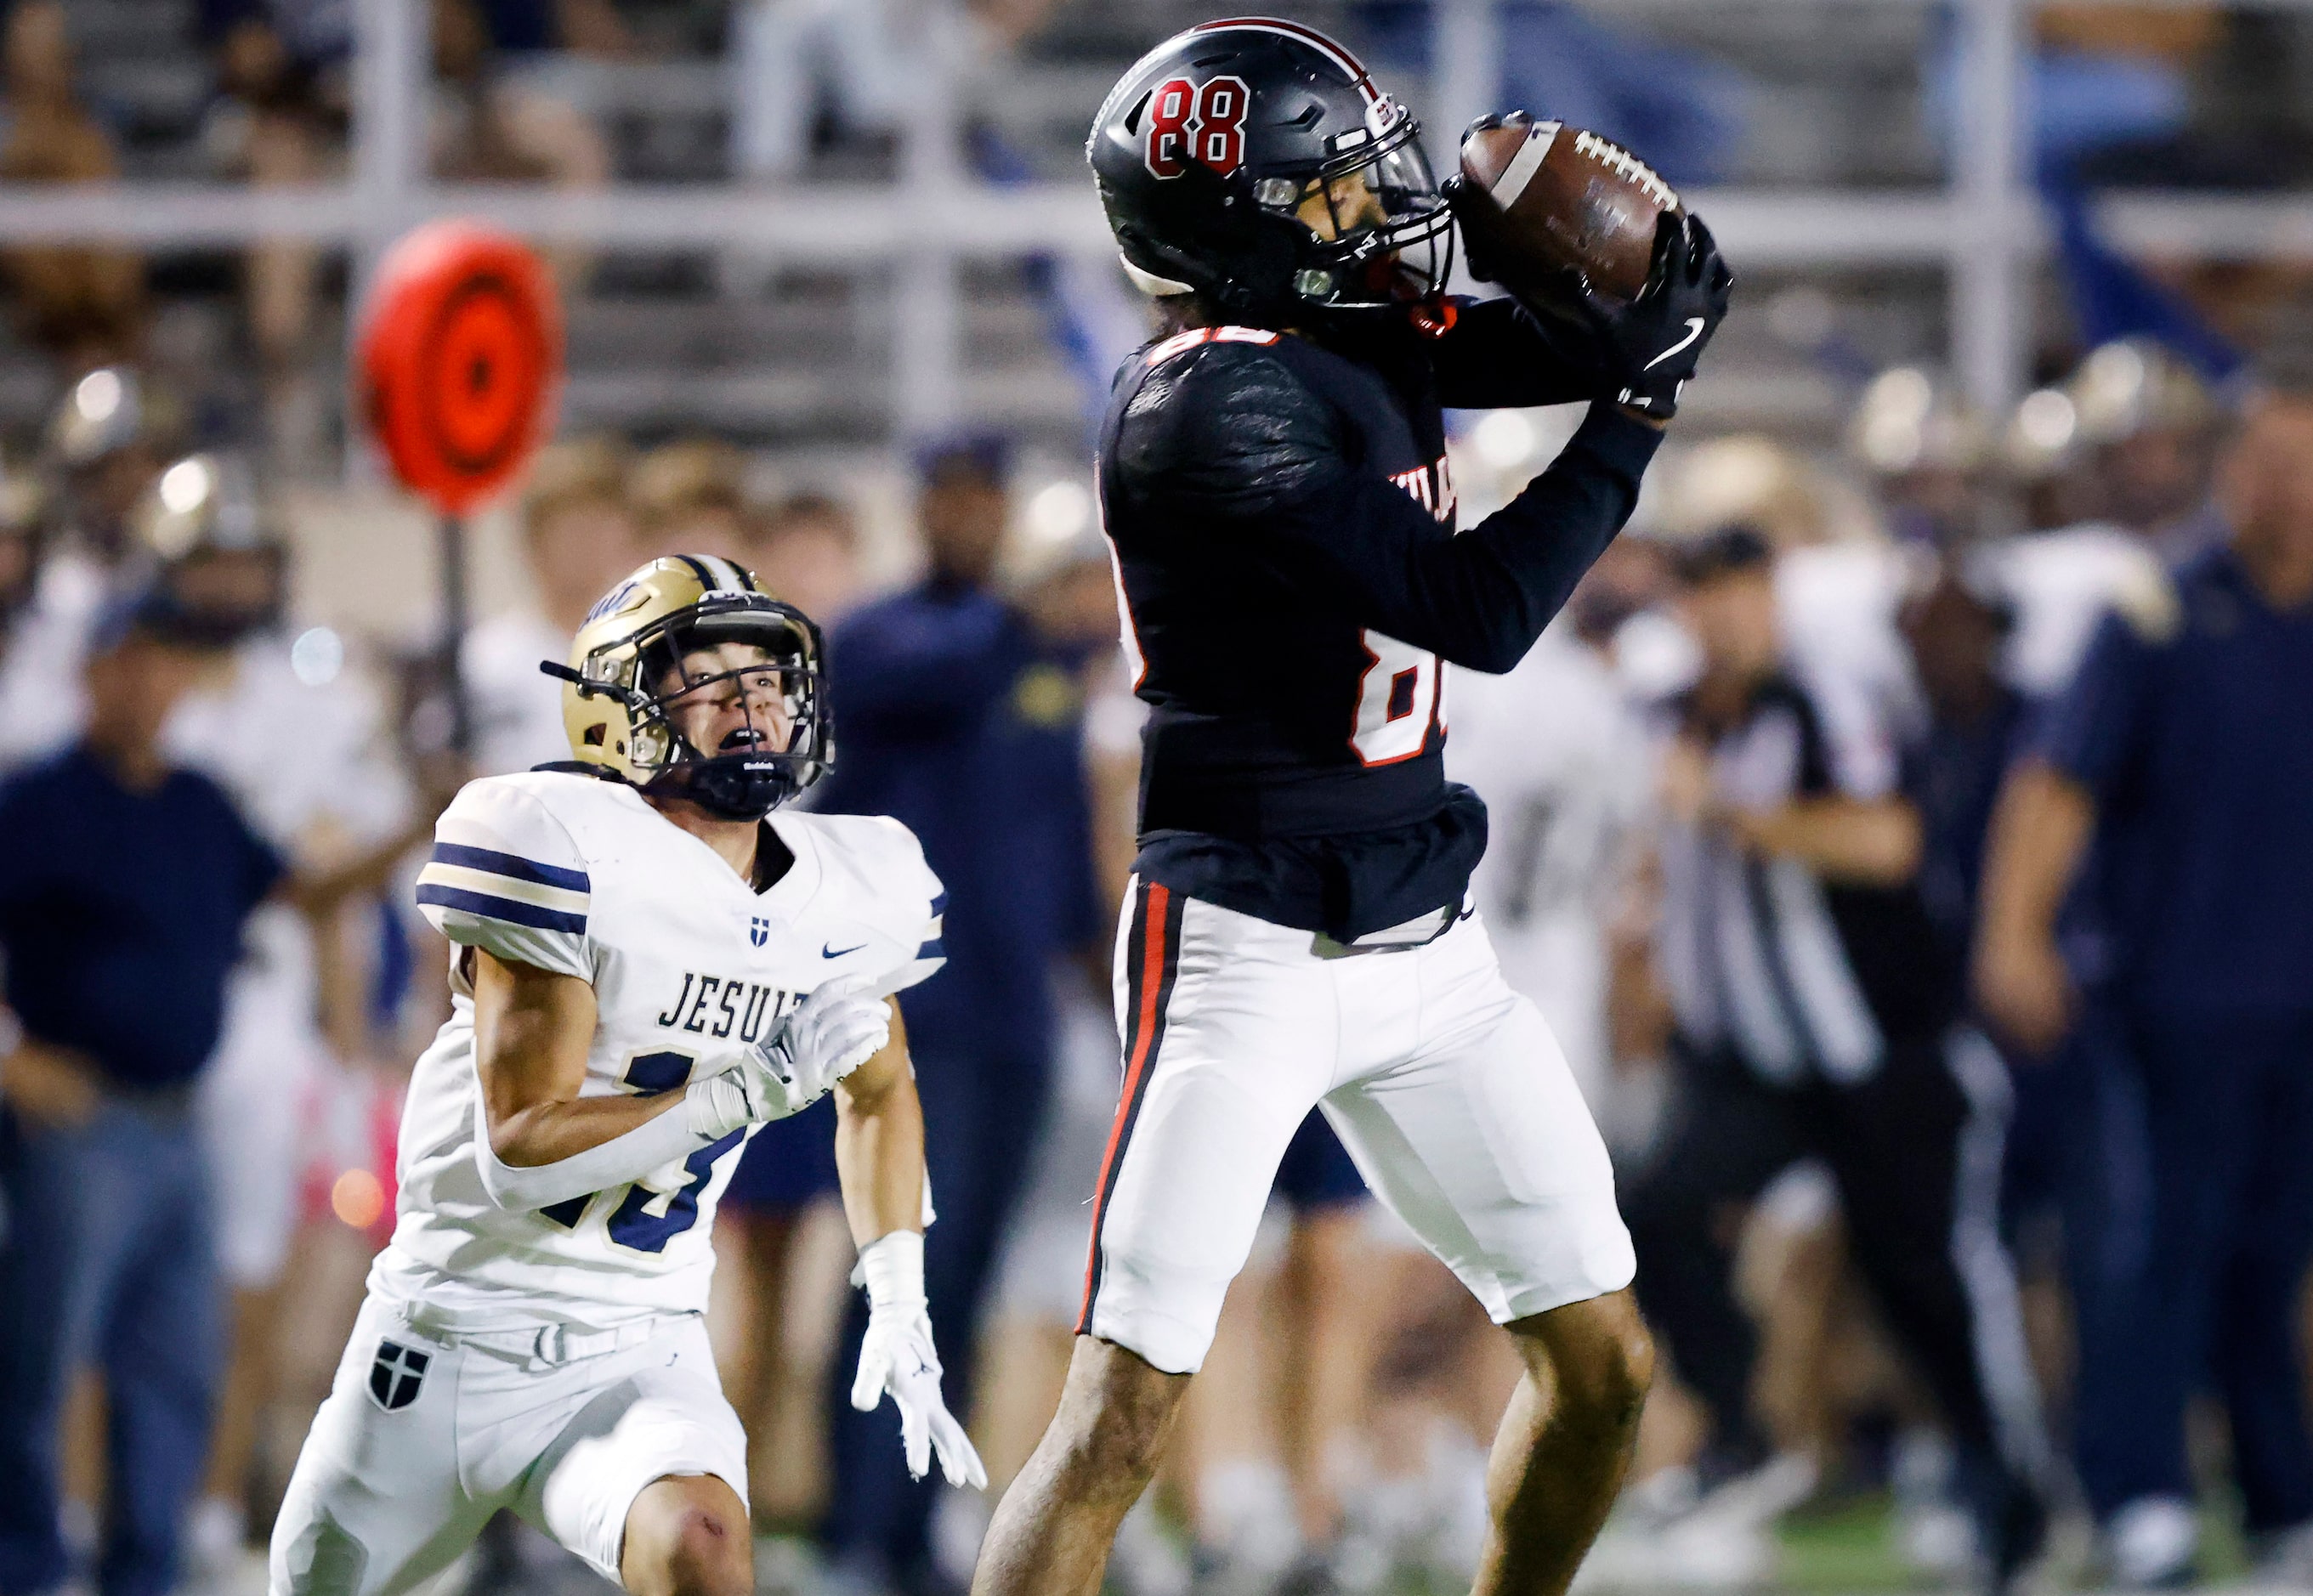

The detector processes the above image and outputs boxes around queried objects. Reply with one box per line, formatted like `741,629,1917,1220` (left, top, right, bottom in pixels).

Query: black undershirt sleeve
1427,296,1606,410
1280,405,1661,671
1120,341,1661,675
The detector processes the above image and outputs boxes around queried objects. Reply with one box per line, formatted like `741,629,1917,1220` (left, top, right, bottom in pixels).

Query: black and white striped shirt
1654,672,1953,1086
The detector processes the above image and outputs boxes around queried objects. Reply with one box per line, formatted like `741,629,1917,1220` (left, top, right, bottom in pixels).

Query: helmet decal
584,580,643,623
1143,75,1250,179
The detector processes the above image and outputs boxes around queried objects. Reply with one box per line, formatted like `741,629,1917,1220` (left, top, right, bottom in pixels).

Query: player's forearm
1976,761,2095,954
1323,405,1659,672
473,1086,734,1212
833,1054,927,1249
1428,297,1606,410
281,813,432,918
487,1089,689,1169
1730,798,1922,886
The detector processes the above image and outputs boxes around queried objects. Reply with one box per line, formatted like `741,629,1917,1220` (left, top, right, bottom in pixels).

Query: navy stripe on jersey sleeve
414,883,588,935
428,841,591,893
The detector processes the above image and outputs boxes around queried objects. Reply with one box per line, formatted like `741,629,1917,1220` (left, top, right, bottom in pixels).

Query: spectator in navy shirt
810,437,1102,1595
1976,387,2313,1585
0,591,409,1596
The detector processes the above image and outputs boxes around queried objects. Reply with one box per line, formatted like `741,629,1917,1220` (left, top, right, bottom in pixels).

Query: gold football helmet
547,553,831,818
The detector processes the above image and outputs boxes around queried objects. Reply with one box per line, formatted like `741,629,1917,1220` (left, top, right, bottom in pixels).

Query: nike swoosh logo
1643,317,1707,371
822,941,866,959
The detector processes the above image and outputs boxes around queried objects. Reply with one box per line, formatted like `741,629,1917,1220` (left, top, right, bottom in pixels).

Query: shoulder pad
789,814,946,999
1114,331,1341,517
416,775,593,980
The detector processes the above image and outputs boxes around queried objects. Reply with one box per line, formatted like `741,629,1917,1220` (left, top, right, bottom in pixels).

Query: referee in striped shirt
1619,527,2049,1588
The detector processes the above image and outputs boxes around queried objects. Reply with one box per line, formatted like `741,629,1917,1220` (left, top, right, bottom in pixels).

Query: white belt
391,1305,679,1370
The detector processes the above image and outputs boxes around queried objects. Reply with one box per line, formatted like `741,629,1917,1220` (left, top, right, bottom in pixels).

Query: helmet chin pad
649,752,800,820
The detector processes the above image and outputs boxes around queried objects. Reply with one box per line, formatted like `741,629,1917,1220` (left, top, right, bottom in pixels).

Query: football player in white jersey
269,556,984,1596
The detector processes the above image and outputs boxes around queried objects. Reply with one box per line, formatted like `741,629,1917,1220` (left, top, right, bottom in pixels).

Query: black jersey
1098,296,1664,939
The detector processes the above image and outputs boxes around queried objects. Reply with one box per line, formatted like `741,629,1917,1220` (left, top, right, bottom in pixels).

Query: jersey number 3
1352,630,1441,766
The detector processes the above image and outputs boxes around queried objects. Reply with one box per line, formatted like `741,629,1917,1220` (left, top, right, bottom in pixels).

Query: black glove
1570,211,1734,419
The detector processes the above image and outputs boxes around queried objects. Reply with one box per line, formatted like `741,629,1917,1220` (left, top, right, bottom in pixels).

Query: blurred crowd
3,0,2312,476
0,312,2308,1596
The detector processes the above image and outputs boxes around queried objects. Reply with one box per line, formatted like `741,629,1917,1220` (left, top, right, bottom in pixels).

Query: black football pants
1621,1030,2045,1488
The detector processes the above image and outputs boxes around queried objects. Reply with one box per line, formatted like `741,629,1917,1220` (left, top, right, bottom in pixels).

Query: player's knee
632,1500,750,1596
1583,1317,1656,1423
1042,1345,1184,1498
1512,1294,1654,1429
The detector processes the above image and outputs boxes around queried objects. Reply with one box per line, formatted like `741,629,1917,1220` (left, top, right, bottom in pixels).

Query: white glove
849,1231,987,1489
688,982,890,1136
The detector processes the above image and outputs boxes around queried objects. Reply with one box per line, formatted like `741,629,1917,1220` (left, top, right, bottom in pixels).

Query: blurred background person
460,435,638,779
1976,382,2313,1588
810,435,1101,1596
428,0,615,190
135,456,425,1576
1617,526,2047,1588
0,588,398,1596
1176,1118,1377,1596
196,0,350,468
1993,341,2225,702
0,2,144,371
2065,338,2227,561
0,592,262,1596
728,0,906,180
632,437,754,565
44,367,168,577
0,459,88,774
1849,365,1997,550
754,492,865,631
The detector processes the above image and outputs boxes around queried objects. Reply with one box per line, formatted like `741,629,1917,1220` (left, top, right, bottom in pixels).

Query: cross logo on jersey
368,1340,430,1412
749,915,771,948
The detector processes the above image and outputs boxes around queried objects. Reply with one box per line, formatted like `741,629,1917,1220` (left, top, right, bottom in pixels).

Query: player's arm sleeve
1120,342,1662,674
2032,608,2156,801
1428,296,1607,410
412,782,593,982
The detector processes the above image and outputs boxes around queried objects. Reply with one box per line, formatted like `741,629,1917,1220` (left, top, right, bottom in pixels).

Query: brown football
1457,113,1681,303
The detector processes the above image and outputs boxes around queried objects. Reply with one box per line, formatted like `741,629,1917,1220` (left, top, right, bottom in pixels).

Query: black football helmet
1088,18,1453,324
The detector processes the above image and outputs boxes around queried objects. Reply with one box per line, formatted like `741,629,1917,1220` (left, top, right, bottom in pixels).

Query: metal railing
12,0,2312,435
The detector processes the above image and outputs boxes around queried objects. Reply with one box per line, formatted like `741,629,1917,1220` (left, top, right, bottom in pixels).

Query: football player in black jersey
972,20,1732,1596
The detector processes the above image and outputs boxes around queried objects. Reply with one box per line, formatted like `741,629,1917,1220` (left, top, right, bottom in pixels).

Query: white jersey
376,770,944,1330
1447,627,1652,1100
1979,523,2169,699
1778,539,1924,748
167,636,414,1040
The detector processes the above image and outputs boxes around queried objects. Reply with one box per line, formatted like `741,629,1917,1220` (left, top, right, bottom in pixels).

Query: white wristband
684,1072,755,1138
855,1229,927,1310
